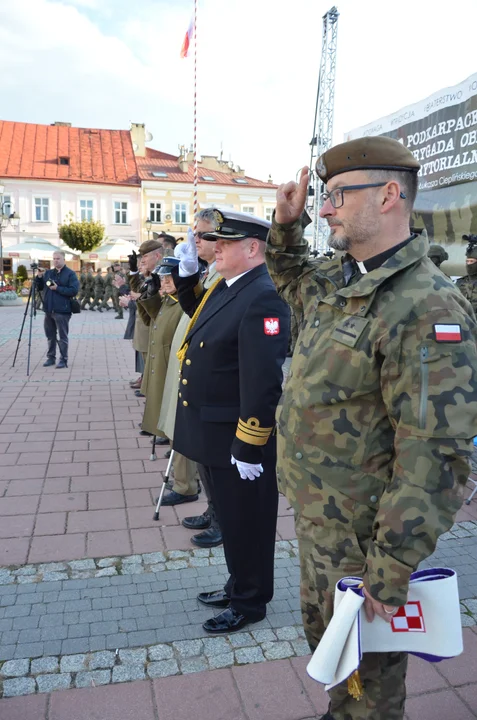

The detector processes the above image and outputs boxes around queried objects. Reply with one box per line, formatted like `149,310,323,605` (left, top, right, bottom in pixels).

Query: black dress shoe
191,527,222,548
164,449,172,458
139,430,153,436
56,359,68,369
197,590,230,608
134,391,145,397
161,490,199,506
182,514,211,530
43,358,55,367
155,437,169,446
203,607,263,635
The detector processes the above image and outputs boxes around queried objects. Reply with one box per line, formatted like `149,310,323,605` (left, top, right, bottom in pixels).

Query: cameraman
35,251,79,369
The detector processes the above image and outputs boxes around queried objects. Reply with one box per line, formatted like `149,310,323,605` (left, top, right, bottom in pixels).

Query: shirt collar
350,236,414,274
225,269,252,287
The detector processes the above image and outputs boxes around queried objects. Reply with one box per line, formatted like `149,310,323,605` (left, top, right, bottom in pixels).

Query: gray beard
328,233,351,252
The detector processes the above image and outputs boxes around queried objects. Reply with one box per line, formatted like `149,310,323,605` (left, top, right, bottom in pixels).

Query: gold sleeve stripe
236,417,273,446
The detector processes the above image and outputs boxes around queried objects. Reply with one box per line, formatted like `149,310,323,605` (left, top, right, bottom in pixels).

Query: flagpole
193,0,198,230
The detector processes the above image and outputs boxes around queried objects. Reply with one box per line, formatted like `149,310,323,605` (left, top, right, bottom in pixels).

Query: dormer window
59,156,70,165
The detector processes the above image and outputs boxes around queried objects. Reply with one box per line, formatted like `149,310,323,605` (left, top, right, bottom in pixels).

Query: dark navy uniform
173,260,289,623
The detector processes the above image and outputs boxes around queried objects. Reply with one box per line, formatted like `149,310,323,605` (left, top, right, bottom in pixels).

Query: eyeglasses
320,183,389,209
193,232,210,239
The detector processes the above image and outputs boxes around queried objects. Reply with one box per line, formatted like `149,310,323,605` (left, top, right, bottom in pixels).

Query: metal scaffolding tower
308,6,339,252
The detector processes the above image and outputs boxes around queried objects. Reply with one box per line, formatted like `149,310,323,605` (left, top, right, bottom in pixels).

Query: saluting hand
175,227,199,277
275,166,309,224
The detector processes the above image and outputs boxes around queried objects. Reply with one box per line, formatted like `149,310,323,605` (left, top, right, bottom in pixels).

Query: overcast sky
1,0,476,184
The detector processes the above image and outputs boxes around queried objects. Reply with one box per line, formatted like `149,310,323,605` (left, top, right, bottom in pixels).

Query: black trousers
44,312,71,362
199,441,278,621
197,464,220,531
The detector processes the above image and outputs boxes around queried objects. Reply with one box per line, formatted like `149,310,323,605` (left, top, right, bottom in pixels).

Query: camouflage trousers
295,513,408,720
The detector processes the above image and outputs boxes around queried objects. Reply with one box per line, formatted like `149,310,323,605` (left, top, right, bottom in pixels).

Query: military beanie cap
316,136,421,183
428,244,448,262
138,239,163,255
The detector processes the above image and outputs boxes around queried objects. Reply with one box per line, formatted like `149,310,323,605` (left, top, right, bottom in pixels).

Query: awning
5,237,79,262
80,238,138,262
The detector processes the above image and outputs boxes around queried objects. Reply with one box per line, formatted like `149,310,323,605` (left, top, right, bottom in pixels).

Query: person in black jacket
35,251,79,369
172,210,290,634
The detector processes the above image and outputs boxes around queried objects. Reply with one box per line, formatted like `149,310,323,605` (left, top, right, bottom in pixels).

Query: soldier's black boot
97,307,103,313
115,313,123,319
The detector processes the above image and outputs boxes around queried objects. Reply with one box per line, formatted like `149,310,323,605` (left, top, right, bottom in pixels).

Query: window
265,207,274,223
234,178,248,184
174,202,188,224
149,202,162,223
80,199,93,221
242,206,255,215
34,197,49,222
152,171,168,178
59,156,70,165
1,195,12,218
200,176,215,182
114,200,128,224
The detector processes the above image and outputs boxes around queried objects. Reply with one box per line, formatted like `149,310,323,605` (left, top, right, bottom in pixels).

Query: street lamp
145,219,152,240
0,181,21,285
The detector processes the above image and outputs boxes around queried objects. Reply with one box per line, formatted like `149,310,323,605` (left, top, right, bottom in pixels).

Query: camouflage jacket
266,215,477,606
104,271,114,289
79,272,87,290
456,274,477,315
94,275,105,291
84,272,95,291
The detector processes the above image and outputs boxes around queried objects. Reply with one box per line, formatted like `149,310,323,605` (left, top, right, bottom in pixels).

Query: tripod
11,268,42,376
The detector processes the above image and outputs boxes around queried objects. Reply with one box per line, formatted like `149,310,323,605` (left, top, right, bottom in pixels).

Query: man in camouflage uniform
90,268,105,312
80,265,95,309
77,267,87,304
427,243,448,270
266,136,477,720
101,266,115,311
111,262,125,319
456,236,477,316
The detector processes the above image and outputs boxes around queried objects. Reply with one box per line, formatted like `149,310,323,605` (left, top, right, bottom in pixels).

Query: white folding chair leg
465,476,477,505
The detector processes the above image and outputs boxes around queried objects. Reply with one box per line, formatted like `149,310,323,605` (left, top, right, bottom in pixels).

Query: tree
58,212,105,253
16,264,28,290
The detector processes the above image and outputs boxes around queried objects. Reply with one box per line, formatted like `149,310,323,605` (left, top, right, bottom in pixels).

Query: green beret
138,239,163,255
427,244,448,262
316,136,421,183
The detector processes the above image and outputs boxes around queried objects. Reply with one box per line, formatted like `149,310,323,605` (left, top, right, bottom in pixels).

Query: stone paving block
235,646,266,664
89,636,107,652
208,651,235,669
59,654,88,673
14,642,44,659
3,677,37,697
105,633,129,650
229,632,256,648
147,659,180,678
112,664,146,683
180,656,209,674
89,650,116,669
61,638,90,655
173,639,203,658
1,658,30,677
31,656,59,674
119,648,147,664
36,672,72,693
75,669,111,688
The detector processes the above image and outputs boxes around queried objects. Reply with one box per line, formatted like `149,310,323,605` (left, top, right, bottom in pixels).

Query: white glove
231,456,263,481
174,228,199,277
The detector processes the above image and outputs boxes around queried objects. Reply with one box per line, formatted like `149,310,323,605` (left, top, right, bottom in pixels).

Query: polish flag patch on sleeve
264,318,280,335
434,324,462,342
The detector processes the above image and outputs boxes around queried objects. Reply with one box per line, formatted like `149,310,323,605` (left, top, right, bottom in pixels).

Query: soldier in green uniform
80,265,95,309
77,267,87,304
101,266,114,311
266,136,477,720
90,268,105,312
111,261,124,319
456,235,477,315
427,243,449,270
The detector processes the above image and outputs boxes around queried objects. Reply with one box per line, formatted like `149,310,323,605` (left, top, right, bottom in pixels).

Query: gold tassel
176,277,223,370
347,670,364,701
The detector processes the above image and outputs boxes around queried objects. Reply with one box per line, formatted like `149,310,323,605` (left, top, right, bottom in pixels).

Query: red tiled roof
137,147,277,189
0,121,140,187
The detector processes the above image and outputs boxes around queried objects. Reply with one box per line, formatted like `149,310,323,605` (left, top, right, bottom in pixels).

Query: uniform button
182,379,188,385
183,400,188,407
153,325,157,330
370,495,378,503
186,359,191,365
295,452,303,460
314,320,320,327
179,392,182,398
151,355,155,359
200,342,204,348
151,341,155,345
151,370,154,374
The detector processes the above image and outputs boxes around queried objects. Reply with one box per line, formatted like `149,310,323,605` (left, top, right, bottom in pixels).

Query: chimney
51,122,72,127
130,123,146,157
178,147,189,173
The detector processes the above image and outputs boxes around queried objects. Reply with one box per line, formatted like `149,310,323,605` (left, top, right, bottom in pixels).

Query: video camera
30,262,39,270
463,234,477,254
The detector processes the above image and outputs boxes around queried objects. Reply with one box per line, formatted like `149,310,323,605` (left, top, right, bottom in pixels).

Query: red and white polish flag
434,324,462,342
180,16,195,58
